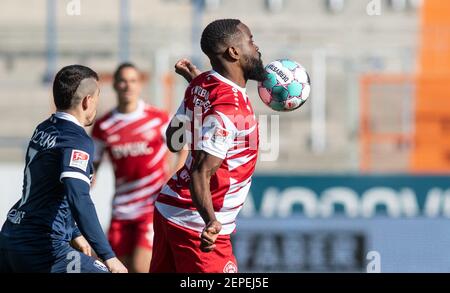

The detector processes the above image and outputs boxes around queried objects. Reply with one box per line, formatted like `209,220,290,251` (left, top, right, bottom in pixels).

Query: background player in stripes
92,63,188,272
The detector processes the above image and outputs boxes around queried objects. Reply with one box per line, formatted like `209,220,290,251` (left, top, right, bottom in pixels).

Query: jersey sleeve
200,99,237,160
72,225,82,239
60,139,93,186
60,137,115,260
63,176,115,260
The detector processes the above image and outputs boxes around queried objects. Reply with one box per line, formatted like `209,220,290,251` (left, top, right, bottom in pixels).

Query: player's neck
57,109,85,126
213,64,247,88
117,101,139,114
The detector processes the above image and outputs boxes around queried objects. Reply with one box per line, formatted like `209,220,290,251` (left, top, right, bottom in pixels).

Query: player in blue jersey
0,65,127,273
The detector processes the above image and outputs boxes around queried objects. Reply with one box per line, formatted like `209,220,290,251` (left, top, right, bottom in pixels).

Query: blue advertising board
232,175,450,272
239,174,450,218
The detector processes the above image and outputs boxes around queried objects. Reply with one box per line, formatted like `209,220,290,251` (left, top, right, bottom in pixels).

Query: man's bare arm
189,150,223,252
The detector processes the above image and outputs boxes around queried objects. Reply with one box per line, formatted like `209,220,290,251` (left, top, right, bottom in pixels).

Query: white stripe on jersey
237,124,257,137
220,178,252,211
115,169,164,194
107,116,145,134
113,207,154,220
60,171,91,186
227,176,252,195
114,179,165,205
131,118,162,135
113,195,156,213
227,153,257,171
210,71,247,99
160,183,189,201
101,101,147,134
146,145,167,168
227,146,249,157
216,111,238,132
155,201,240,235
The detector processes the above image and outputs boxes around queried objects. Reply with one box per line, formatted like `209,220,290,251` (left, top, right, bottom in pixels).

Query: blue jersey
1,112,114,262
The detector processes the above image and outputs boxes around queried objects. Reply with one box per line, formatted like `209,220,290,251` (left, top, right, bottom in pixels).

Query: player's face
114,67,142,104
237,23,266,82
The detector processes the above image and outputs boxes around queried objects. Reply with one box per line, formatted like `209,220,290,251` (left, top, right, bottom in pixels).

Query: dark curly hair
200,19,242,56
53,65,98,110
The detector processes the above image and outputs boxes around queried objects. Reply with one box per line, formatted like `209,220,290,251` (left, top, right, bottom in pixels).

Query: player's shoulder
190,71,242,103
191,71,214,85
143,103,169,120
61,126,94,153
190,71,223,92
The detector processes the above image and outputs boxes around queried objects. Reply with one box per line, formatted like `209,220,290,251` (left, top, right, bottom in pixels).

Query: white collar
113,100,145,120
210,71,247,99
54,111,83,127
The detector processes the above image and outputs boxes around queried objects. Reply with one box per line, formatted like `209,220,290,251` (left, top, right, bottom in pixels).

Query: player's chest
104,118,163,157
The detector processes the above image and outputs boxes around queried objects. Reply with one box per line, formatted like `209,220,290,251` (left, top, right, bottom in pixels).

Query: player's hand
71,235,92,256
175,58,201,83
105,257,128,273
200,220,222,252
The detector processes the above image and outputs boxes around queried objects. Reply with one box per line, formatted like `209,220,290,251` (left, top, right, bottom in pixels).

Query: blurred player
150,19,266,273
0,65,127,273
92,63,188,272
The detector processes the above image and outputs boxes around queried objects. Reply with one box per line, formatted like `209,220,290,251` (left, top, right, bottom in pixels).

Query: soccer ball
257,59,311,112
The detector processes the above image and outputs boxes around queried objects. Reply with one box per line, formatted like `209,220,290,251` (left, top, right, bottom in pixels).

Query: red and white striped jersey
155,71,259,235
92,101,170,221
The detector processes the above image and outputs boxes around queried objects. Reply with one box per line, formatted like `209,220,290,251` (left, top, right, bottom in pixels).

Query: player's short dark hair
113,62,139,82
53,65,98,110
200,19,242,56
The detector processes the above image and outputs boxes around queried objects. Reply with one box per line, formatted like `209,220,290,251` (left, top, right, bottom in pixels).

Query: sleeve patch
69,149,90,172
211,127,231,143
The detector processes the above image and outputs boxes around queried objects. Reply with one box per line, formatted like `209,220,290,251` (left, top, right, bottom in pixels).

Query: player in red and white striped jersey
150,19,267,273
92,63,187,272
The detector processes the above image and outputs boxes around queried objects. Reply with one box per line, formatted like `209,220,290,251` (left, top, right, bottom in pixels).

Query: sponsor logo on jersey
69,150,89,172
211,127,230,143
93,260,109,272
191,85,210,99
111,141,153,159
193,97,211,112
223,260,237,273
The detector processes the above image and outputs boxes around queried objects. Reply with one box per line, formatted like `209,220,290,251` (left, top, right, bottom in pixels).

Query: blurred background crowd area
0,0,428,173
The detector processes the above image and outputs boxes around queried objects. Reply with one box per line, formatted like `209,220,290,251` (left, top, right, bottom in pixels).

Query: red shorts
149,208,238,273
108,214,154,257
